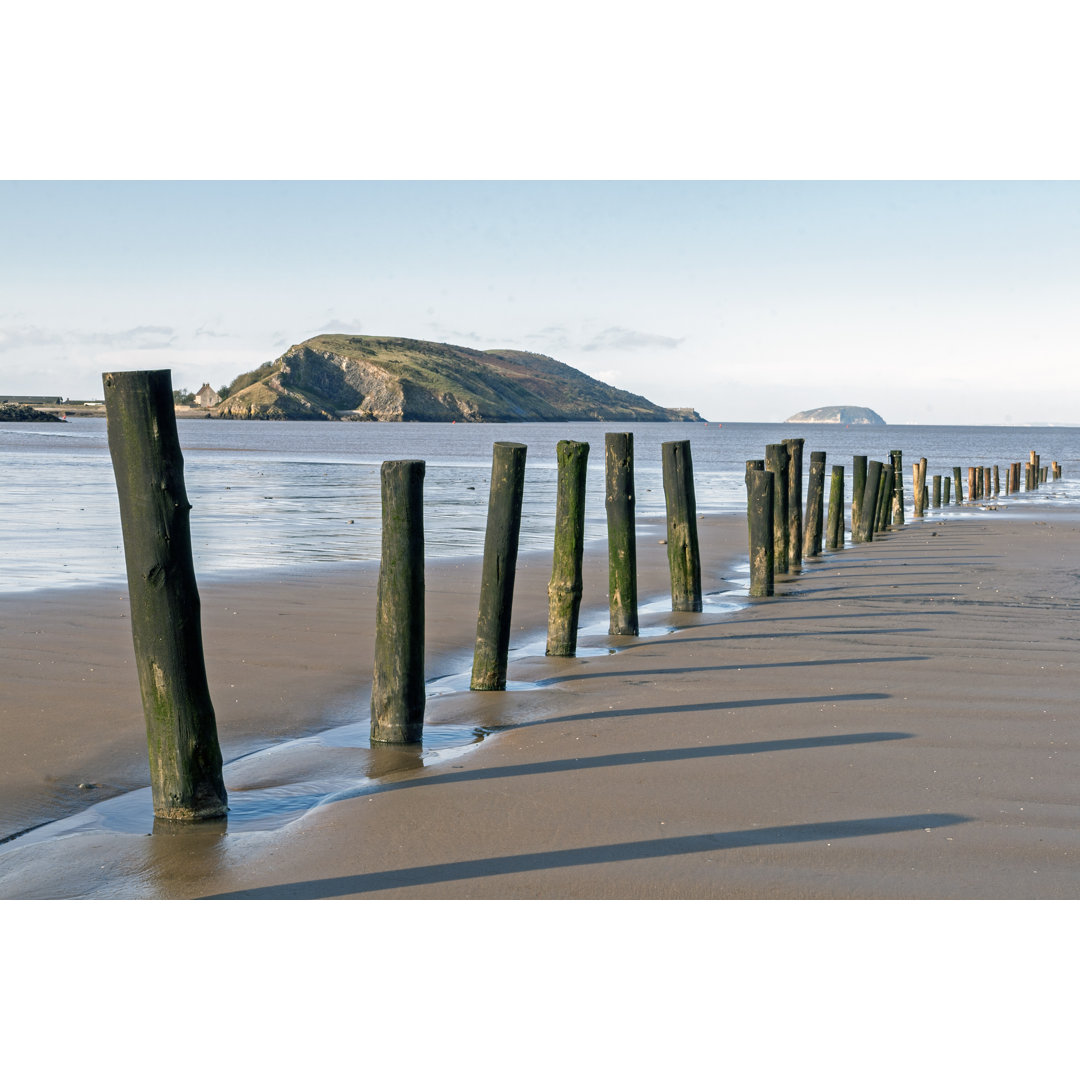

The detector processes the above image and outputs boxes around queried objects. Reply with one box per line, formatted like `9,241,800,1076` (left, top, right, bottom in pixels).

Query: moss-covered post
606,432,639,636
803,451,826,557
943,475,951,504
765,444,789,573
662,440,702,612
783,437,804,570
102,369,227,821
371,460,426,744
546,440,589,657
852,455,867,538
827,465,844,550
855,460,883,543
932,474,941,509
747,466,774,597
890,450,905,525
471,441,527,690
953,466,964,504
875,463,894,533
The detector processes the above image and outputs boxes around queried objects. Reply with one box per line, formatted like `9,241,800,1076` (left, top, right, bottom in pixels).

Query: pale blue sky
3,180,1079,424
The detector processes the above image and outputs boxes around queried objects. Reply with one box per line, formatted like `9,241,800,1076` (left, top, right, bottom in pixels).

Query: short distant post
662,440,702,612
784,437,804,570
471,442,527,690
765,444,789,573
546,440,589,657
803,451,826,557
855,460,883,543
371,460,426,744
102,369,227,821
852,455,867,538
826,465,844,550
746,467,774,597
932,474,941,508
606,432,639,635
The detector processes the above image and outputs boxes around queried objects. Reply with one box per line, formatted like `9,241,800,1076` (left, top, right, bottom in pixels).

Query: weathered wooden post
856,460,883,543
747,466,774,597
976,466,984,499
783,437,804,570
471,441,527,690
745,459,765,491
875,463,894,533
662,440,702,612
606,432,639,636
983,467,992,499
890,450,905,525
765,444,789,574
993,465,1000,497
932,474,941,508
371,460,426,744
953,466,964,504
827,465,844,550
915,458,928,517
968,466,978,502
852,455,867,537
943,475,951,504
803,451,826,557
102,369,227,821
546,440,589,657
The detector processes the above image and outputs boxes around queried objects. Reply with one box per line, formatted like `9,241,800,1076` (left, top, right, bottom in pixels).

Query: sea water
3,417,1080,594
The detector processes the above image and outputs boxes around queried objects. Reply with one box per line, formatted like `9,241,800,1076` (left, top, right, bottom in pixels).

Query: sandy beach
2,505,1079,899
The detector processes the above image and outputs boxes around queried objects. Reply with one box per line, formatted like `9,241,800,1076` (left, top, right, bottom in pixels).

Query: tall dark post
662,440,702,612
746,467,774,597
943,475,951,504
803,451,826,557
546,440,589,657
371,460,426,744
102,369,227,821
826,465,844,550
875,464,894,533
969,466,978,502
984,467,992,499
852,455,867,538
471,442,527,690
783,437,804,570
932,474,941,509
993,465,1000,497
765,444,789,574
855,460,883,543
890,450,905,525
953,466,964,504
606,432,638,636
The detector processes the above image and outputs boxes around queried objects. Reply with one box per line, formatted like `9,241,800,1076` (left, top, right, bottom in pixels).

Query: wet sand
3,507,1080,899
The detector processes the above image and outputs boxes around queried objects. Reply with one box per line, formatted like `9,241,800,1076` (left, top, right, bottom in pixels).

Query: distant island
785,405,886,425
212,335,703,423
0,403,65,423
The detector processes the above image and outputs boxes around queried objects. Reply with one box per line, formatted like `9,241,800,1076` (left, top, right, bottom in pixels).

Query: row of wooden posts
101,370,1062,822
744,444,1063,599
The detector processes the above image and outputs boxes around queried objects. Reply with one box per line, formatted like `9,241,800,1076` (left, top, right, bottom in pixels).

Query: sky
4,179,1080,425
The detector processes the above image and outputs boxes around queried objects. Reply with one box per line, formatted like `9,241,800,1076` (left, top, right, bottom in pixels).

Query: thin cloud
0,325,63,352
581,327,684,352
317,318,366,334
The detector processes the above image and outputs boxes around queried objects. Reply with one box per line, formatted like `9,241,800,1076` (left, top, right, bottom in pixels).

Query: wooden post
915,458,928,517
932,474,941,508
471,441,527,690
827,465,844,550
875,463,893,533
856,460,883,543
943,475,951,504
852,455,867,538
968,466,978,502
803,451,826,557
546,440,589,657
606,432,639,636
765,444,789,574
371,460,426,744
662,440,702,613
953,466,964,504
890,450,905,525
102,369,227,821
992,465,1000,497
745,459,765,491
747,467,774,597
783,437,804,570
983,467,992,499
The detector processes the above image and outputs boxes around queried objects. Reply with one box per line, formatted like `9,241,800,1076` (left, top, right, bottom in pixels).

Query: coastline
3,507,1080,898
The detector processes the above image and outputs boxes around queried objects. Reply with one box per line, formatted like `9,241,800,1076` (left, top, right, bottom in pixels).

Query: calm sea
4,418,1079,593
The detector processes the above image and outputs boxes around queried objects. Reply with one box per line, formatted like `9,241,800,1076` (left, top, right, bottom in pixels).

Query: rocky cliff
213,335,703,422
784,405,886,425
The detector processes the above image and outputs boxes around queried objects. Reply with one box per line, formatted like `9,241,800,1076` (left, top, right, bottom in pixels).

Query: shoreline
4,505,1080,898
